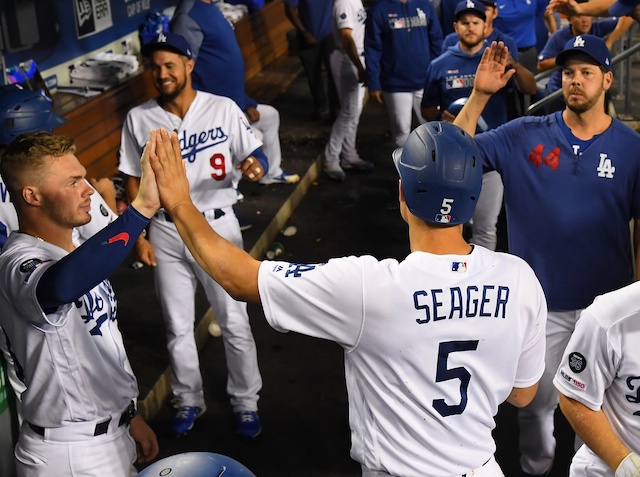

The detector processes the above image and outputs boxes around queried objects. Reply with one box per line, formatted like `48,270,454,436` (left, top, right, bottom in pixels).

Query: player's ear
185,58,195,75
398,180,406,204
21,185,43,207
602,70,613,91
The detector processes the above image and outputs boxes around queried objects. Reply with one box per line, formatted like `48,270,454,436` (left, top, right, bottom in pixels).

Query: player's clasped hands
474,41,517,96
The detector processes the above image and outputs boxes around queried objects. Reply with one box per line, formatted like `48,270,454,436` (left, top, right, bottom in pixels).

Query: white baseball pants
251,104,285,179
518,309,583,475
471,171,504,251
15,422,136,477
382,90,427,147
361,455,504,477
150,207,262,412
324,50,366,167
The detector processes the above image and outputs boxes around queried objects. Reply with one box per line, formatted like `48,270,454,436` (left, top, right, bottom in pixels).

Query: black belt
158,209,225,222
518,46,535,53
28,401,135,437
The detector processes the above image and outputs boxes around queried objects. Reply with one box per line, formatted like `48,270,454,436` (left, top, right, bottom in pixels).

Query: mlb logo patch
435,214,451,223
452,262,467,272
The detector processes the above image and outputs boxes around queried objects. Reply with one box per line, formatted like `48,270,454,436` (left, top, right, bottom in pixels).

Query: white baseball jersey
554,281,640,473
259,246,547,476
119,91,262,210
333,0,367,56
0,233,138,427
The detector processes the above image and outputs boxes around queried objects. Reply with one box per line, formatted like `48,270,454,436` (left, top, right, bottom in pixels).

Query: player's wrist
615,452,640,477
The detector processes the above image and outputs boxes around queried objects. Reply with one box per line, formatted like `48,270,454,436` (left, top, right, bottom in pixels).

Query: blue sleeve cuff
250,148,269,174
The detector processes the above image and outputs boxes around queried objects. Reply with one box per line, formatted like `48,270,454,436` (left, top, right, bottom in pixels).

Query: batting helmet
447,97,489,133
393,121,482,225
0,85,66,146
137,452,258,477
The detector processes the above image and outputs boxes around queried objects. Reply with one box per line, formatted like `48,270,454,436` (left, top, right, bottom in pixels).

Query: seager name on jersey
413,285,510,324
179,127,229,163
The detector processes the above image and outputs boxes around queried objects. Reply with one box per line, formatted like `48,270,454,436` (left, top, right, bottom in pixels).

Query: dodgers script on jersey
0,234,138,427
554,281,640,460
258,246,546,476
476,113,640,310
119,92,262,211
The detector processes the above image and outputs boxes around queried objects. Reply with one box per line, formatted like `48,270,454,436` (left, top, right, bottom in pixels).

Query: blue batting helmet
447,97,489,132
137,452,257,477
0,85,66,146
393,121,482,225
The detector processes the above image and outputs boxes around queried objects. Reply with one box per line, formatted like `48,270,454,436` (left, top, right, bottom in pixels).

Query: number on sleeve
432,340,479,417
210,153,227,181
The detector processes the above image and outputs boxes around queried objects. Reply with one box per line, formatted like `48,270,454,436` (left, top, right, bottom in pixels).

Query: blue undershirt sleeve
37,206,150,310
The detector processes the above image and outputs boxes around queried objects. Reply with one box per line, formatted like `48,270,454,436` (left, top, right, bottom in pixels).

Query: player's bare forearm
558,393,631,471
506,382,538,407
149,129,262,303
537,57,557,72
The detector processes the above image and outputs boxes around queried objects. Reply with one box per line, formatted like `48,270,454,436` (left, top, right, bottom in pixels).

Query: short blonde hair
0,131,76,200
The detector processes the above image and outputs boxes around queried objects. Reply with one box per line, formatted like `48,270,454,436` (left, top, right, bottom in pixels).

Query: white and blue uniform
475,112,640,474
324,0,368,169
365,0,443,146
258,246,547,476
0,179,118,417
554,282,640,477
0,231,140,476
119,92,263,413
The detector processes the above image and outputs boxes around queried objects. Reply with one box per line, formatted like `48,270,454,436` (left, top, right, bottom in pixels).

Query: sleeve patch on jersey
559,369,587,390
341,13,347,19
99,204,109,217
19,258,43,274
568,352,587,373
451,261,467,272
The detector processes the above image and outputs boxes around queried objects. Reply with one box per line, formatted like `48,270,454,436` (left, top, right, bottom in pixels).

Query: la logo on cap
573,35,586,48
158,32,168,43
466,0,475,7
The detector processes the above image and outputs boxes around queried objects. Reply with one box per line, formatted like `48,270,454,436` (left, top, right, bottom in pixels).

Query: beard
459,34,483,51
564,84,605,114
155,77,187,101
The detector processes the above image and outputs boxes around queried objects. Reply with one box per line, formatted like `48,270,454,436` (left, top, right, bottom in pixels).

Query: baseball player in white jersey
119,32,265,438
147,121,547,476
554,282,640,477
322,0,374,181
0,131,159,476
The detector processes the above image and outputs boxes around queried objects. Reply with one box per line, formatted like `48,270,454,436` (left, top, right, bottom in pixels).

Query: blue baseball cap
609,0,640,16
478,0,497,7
454,0,487,21
555,34,611,71
141,32,193,59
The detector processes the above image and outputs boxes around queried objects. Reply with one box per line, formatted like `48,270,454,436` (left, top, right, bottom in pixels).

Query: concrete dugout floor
109,73,576,476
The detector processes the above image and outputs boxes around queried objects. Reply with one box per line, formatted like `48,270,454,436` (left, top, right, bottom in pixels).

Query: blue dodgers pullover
284,0,333,41
171,0,258,112
365,0,443,92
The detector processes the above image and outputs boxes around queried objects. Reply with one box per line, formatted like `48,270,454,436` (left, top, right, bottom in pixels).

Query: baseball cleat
323,163,346,182
169,406,206,437
234,410,262,440
258,172,300,185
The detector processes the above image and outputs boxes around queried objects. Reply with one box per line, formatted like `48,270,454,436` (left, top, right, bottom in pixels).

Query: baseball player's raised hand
238,156,265,182
473,42,516,96
130,137,161,219
129,415,159,464
148,128,192,214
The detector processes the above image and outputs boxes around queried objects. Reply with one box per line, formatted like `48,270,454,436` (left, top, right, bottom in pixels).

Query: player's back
347,245,546,476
